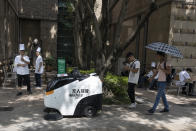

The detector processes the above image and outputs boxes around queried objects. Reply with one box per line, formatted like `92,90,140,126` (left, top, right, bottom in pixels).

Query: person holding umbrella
148,51,171,114
145,42,183,114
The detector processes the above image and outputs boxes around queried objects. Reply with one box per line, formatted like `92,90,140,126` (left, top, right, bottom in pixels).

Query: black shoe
160,109,169,113
148,109,155,114
16,92,22,96
27,91,32,95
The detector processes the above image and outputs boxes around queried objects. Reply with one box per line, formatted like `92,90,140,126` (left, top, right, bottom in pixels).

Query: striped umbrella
145,42,183,58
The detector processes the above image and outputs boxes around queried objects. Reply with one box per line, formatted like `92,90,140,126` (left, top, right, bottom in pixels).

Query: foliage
73,0,171,80
59,1,75,12
80,68,95,74
67,67,95,74
67,67,73,73
104,72,128,98
67,2,75,12
45,57,56,67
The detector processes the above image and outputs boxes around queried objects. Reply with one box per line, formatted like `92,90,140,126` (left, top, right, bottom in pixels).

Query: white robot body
44,74,102,117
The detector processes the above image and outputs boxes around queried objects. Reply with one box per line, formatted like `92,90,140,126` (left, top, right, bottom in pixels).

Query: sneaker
160,109,169,113
16,92,22,96
128,103,137,108
36,87,42,89
148,109,155,114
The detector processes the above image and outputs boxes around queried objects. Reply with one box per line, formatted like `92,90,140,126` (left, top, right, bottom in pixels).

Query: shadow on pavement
0,84,196,131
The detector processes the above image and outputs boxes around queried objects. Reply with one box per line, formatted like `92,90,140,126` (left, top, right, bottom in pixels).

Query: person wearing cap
14,44,32,96
148,62,159,90
35,47,43,88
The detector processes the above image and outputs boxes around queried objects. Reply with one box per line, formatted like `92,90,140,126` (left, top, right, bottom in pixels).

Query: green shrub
104,72,128,97
45,57,56,67
67,67,95,74
67,67,73,73
80,68,95,74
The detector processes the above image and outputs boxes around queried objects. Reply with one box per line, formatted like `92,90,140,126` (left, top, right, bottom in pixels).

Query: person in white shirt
14,44,32,96
149,68,159,90
177,68,193,95
124,52,140,108
35,47,44,88
178,69,190,85
138,62,158,90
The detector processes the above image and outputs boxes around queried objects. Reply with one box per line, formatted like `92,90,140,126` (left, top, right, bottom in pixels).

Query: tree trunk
73,0,172,80
96,0,129,79
73,1,84,68
96,1,172,79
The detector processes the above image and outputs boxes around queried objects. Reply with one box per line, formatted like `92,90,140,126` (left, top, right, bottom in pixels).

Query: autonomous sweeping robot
44,69,103,120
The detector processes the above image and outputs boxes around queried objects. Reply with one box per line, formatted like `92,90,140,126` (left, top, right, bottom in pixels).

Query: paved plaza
0,81,196,131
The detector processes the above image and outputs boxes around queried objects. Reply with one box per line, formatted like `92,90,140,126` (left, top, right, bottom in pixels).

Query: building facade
0,0,19,62
1,0,195,73
113,0,196,74
168,0,196,72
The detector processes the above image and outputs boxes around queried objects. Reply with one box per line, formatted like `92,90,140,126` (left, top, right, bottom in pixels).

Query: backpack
163,62,172,83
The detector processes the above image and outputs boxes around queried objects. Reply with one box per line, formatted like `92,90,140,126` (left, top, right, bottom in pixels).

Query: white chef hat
151,62,156,68
34,38,38,44
19,44,25,51
36,47,41,52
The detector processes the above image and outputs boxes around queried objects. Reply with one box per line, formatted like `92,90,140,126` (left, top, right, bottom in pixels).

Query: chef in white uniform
35,47,43,88
14,44,32,96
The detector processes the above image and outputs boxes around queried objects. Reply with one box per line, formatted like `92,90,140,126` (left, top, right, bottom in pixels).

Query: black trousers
35,73,41,87
17,74,31,92
182,82,195,95
128,83,136,103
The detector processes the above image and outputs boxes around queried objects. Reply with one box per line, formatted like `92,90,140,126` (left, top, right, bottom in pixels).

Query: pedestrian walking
14,44,32,96
148,51,171,114
124,52,140,108
35,47,44,88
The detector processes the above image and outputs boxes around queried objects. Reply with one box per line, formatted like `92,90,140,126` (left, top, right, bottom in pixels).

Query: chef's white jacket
14,55,30,75
35,55,44,74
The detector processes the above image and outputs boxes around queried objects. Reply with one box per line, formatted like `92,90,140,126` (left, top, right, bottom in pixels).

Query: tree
73,0,94,70
73,0,172,80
